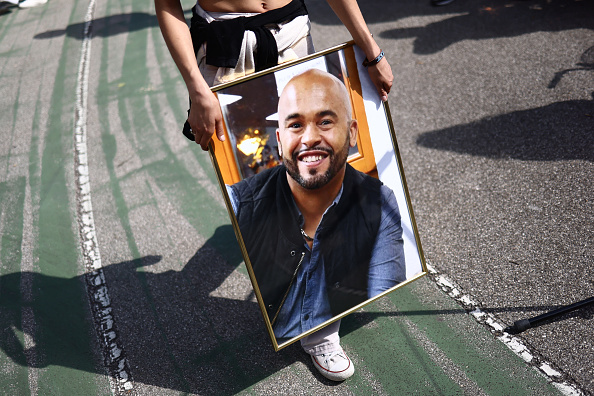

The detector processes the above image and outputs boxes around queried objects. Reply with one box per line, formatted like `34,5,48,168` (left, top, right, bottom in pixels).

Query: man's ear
348,120,358,147
276,129,282,157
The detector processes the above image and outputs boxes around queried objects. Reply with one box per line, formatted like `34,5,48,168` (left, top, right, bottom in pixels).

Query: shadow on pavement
2,225,591,392
34,12,158,40
31,0,594,48
381,0,594,55
32,8,190,40
0,225,346,393
309,0,594,56
416,97,594,161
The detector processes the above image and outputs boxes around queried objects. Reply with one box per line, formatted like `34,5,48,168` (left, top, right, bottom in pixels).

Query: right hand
188,90,226,151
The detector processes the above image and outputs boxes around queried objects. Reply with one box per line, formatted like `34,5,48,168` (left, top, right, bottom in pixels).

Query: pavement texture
0,0,592,395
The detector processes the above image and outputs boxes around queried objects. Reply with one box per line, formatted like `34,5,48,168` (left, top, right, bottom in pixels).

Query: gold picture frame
208,42,427,351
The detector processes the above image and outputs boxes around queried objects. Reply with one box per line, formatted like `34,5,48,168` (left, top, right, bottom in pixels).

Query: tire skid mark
73,0,132,393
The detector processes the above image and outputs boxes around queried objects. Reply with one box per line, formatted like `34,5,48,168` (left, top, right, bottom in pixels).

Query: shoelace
318,351,347,366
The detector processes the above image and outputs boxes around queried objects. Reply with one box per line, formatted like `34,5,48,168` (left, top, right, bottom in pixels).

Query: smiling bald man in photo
227,69,405,381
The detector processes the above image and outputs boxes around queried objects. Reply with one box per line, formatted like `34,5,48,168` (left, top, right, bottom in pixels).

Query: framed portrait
208,42,427,351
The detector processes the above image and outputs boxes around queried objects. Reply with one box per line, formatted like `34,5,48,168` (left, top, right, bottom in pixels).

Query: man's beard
283,135,350,190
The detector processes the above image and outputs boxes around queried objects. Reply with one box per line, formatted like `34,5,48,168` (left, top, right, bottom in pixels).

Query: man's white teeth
302,155,324,163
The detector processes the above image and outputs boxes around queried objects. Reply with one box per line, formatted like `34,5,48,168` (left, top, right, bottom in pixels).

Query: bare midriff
198,0,293,13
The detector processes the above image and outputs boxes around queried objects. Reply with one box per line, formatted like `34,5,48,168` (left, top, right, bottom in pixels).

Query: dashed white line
73,0,132,393
425,263,583,396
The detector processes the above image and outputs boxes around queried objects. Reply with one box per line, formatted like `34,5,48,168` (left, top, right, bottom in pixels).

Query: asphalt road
0,0,592,394
310,0,594,392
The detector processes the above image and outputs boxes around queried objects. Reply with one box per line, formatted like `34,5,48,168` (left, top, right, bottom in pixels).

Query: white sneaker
311,349,355,381
19,0,47,8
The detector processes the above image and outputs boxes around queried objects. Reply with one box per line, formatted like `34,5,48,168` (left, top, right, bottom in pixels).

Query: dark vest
231,164,382,322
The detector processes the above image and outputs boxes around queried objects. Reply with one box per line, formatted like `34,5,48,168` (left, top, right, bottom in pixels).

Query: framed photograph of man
207,42,427,351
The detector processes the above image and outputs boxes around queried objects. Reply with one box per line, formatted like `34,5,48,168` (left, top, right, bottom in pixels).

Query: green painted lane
90,0,245,391
340,279,559,395
0,0,573,393
97,0,232,246
0,0,110,394
1,178,26,275
0,177,30,396
89,0,565,393
343,312,462,394
32,1,110,392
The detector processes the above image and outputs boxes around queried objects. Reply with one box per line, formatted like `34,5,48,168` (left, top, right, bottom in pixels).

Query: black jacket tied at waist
190,0,308,72
231,164,383,321
182,0,308,141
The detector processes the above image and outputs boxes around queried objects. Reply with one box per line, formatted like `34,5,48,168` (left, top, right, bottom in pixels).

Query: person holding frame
155,0,395,382
225,69,406,381
154,0,393,151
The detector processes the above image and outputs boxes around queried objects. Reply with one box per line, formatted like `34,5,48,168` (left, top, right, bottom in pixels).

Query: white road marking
426,263,583,396
74,0,132,393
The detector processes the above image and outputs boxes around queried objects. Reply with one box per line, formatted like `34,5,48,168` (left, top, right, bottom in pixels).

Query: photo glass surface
208,43,427,350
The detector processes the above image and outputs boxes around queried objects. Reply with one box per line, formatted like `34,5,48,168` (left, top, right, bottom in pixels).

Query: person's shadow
308,0,594,56
381,0,594,55
32,0,594,47
0,224,377,393
3,224,591,392
416,95,594,162
33,12,160,40
32,8,187,40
